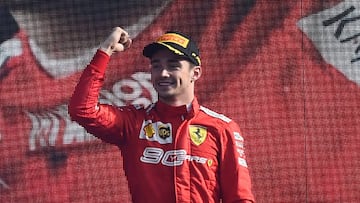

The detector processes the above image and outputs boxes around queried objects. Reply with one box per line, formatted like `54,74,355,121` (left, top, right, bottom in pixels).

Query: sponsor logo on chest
139,120,173,144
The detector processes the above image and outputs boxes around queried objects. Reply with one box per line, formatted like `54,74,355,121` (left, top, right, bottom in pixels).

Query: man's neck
158,96,194,108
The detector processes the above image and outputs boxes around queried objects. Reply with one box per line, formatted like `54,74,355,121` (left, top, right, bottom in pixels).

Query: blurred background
0,0,359,202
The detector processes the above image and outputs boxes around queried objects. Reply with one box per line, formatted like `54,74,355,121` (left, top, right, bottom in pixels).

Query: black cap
143,31,201,66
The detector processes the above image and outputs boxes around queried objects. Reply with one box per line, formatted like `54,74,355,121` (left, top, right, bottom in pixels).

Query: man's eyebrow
150,58,182,64
150,59,160,64
168,59,182,63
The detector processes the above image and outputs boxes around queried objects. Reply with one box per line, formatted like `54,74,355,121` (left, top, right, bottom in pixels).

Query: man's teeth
159,82,172,86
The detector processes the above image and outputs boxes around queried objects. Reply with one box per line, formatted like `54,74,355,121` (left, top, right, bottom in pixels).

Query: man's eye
169,64,180,69
151,65,161,69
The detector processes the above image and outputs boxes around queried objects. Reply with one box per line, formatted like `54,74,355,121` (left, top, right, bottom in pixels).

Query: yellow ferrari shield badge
189,125,207,146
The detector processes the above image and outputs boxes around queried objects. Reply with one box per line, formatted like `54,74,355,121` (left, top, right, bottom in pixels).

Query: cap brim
143,42,186,58
143,42,200,65
143,43,166,58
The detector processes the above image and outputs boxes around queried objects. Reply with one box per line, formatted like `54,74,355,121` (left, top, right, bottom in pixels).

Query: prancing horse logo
189,125,207,146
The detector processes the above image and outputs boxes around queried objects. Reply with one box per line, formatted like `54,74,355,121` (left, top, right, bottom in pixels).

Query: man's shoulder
198,106,232,124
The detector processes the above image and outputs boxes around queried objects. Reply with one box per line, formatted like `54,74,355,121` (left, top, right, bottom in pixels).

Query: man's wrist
99,46,113,56
90,49,111,74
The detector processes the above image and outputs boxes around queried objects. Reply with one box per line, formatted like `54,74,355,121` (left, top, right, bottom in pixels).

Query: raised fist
100,27,132,56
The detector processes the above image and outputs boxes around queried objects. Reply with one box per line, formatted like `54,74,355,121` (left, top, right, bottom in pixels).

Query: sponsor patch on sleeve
234,132,248,167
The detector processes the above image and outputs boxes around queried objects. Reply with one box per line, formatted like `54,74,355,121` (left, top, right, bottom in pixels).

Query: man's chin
157,91,176,100
156,87,173,94
158,92,173,98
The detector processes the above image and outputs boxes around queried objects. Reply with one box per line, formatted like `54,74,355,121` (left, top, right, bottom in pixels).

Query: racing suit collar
155,97,200,119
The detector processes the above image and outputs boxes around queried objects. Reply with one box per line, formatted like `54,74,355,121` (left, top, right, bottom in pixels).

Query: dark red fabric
1,0,359,202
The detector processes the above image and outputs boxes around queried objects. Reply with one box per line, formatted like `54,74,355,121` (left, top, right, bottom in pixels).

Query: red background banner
1,0,359,202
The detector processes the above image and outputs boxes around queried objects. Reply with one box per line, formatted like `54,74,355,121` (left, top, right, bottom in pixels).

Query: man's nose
160,68,170,77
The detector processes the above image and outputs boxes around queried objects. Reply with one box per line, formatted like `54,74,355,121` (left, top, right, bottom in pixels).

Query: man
68,27,255,203
3,0,359,202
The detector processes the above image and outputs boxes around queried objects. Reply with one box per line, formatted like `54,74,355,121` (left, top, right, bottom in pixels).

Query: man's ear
192,66,202,81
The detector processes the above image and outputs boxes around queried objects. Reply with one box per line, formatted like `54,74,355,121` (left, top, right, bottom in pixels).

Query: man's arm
68,27,132,145
220,121,255,203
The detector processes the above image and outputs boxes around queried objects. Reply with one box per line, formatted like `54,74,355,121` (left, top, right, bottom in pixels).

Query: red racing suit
68,50,255,203
3,1,359,202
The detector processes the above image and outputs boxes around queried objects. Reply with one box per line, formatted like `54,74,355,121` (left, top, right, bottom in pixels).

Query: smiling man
144,31,202,106
68,27,255,203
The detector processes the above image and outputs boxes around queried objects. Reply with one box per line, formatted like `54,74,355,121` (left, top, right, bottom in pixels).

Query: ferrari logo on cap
189,125,207,146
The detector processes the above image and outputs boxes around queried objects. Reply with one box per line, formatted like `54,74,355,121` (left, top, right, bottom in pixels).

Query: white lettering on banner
26,72,157,151
140,147,208,166
297,0,360,85
131,72,158,103
27,105,97,151
0,38,22,68
102,72,157,106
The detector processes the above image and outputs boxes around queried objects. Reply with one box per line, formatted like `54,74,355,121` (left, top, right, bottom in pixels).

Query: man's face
150,48,199,103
